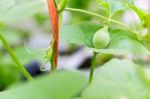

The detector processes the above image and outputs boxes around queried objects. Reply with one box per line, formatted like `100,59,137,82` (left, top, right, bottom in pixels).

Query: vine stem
48,0,65,71
65,8,140,36
0,33,33,81
47,0,59,71
89,52,97,83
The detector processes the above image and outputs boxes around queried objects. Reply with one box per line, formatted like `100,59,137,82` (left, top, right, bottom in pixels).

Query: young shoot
24,38,55,71
40,40,54,71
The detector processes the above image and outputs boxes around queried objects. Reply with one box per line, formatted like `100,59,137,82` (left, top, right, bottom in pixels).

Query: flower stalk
89,52,97,83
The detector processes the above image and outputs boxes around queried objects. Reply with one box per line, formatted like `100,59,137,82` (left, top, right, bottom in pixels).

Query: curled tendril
40,60,51,71
24,39,55,71
24,41,47,54
24,38,55,54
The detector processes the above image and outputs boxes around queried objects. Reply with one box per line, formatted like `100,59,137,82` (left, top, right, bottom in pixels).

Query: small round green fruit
93,26,110,49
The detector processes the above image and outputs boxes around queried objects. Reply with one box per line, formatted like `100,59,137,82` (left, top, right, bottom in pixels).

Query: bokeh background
0,0,149,91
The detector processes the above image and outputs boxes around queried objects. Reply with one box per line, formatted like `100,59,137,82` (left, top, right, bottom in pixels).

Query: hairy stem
89,52,97,83
65,8,140,36
0,33,33,81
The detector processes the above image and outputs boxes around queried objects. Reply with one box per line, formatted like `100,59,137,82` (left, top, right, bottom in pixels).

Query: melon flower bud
93,26,110,49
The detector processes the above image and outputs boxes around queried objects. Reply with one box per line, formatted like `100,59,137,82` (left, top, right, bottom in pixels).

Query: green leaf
14,0,33,3
0,30,22,47
97,0,124,15
60,22,101,47
0,63,20,90
127,4,146,26
0,1,45,24
82,59,150,99
97,0,134,15
0,71,87,99
14,47,45,65
60,23,149,55
141,35,149,48
0,0,15,15
92,30,150,55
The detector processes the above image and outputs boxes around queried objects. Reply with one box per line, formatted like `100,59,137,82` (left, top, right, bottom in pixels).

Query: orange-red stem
47,0,59,68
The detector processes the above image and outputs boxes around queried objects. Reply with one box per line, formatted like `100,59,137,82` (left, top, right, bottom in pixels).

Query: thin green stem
110,19,140,35
59,13,63,27
65,8,141,36
89,52,97,83
51,44,56,71
65,8,107,21
0,33,33,81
